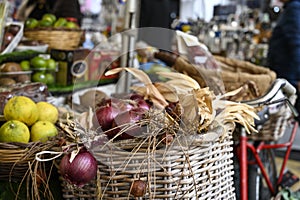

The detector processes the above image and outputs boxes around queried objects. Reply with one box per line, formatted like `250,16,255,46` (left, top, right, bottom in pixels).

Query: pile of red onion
92,93,151,140
59,148,97,187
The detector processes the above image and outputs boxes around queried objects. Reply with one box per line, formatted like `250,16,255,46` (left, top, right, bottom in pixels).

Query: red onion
59,148,97,187
126,93,144,101
110,107,146,140
93,103,120,131
136,99,150,111
126,93,151,111
93,95,150,133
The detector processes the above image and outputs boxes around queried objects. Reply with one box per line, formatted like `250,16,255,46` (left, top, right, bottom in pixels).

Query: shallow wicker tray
24,28,83,50
58,124,236,200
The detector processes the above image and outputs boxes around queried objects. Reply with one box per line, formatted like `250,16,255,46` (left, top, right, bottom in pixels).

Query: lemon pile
0,96,59,143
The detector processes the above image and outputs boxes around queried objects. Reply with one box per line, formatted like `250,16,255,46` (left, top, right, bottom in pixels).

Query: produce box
50,48,120,93
87,50,120,84
50,48,90,87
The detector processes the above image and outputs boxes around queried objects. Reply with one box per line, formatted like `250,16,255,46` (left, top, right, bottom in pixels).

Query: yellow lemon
30,121,58,142
36,101,59,124
0,120,30,143
4,96,38,126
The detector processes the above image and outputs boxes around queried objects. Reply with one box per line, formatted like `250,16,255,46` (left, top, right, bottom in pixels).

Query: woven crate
24,28,83,50
58,124,236,200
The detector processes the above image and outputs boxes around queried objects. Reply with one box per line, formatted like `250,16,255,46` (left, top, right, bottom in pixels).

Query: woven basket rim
0,141,46,148
24,27,82,32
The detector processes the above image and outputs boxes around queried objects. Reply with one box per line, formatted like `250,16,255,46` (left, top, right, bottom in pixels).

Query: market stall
0,0,297,199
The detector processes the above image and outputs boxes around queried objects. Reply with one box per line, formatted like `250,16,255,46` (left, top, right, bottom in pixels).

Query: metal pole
116,0,138,94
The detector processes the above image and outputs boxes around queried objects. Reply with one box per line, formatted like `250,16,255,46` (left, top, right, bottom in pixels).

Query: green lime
30,56,47,69
45,73,55,85
46,58,57,71
32,72,47,83
25,18,39,29
20,60,30,71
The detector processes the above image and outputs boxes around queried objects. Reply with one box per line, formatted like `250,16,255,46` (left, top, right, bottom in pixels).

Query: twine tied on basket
35,150,63,162
35,143,80,162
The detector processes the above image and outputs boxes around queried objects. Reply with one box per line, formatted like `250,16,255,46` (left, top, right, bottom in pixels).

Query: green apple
42,13,56,24
65,21,78,29
25,18,39,29
54,18,67,28
39,19,53,27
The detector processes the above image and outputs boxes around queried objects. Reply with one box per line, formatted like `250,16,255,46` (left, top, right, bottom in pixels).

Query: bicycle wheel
233,142,277,200
248,147,277,200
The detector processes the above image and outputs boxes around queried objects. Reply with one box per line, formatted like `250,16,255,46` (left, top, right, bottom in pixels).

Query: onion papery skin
59,149,98,187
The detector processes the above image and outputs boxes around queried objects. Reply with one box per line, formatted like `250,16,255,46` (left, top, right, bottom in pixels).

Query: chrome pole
116,0,138,94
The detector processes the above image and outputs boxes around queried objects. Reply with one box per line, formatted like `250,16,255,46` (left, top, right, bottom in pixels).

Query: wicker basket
24,28,83,50
0,129,65,200
172,56,276,101
58,124,236,200
0,141,56,182
153,51,276,101
247,95,296,141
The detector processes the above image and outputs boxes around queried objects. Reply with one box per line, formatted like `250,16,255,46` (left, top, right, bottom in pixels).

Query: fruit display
21,55,57,86
25,13,79,29
0,96,59,143
24,13,83,50
0,54,58,87
0,62,31,86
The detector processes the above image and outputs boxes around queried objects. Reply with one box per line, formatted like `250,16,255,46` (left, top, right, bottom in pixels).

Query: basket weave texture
248,95,296,141
173,55,276,101
0,141,56,182
24,28,83,50
58,124,236,200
